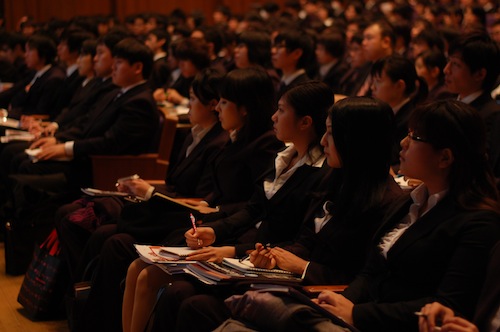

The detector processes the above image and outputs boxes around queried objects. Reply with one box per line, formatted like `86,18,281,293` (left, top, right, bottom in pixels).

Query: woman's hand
315,291,354,325
269,247,308,275
185,227,216,248
186,246,235,263
249,243,276,269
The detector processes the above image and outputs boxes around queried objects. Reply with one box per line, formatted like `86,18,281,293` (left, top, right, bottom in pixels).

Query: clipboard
150,192,201,212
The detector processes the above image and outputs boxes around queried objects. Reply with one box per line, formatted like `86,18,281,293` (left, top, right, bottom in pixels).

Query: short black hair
317,31,345,59
448,32,500,91
26,34,57,65
80,39,97,57
274,29,314,69
97,30,131,52
174,37,210,70
148,28,170,52
60,30,94,53
112,38,154,78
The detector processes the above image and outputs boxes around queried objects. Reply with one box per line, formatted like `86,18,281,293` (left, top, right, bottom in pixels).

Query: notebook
223,257,295,275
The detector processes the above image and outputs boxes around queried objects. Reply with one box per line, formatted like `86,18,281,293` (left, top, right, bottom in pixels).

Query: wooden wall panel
2,0,286,31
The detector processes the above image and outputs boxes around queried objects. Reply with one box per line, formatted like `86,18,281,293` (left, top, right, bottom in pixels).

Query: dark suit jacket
73,82,158,157
51,69,85,118
286,177,403,285
205,157,328,256
9,65,66,119
343,194,500,332
54,78,119,142
204,131,284,215
425,82,455,102
474,241,500,331
339,62,371,97
315,60,349,93
277,73,311,99
162,122,229,198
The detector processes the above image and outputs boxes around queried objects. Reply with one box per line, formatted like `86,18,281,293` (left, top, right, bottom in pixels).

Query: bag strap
40,228,60,256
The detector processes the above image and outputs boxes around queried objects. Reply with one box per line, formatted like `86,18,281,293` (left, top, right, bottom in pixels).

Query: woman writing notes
227,100,500,332
169,96,403,331
123,81,332,332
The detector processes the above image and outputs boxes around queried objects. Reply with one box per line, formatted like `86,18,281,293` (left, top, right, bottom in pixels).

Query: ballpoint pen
190,213,201,246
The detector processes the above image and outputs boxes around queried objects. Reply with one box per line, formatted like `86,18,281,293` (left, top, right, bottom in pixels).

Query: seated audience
7,34,66,120
266,100,500,332
123,80,332,332
158,96,403,331
76,67,283,332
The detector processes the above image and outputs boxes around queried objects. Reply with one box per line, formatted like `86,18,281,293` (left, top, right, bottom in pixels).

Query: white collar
66,63,79,77
457,90,483,105
281,69,306,86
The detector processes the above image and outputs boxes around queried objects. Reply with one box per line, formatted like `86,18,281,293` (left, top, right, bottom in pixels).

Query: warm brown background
1,0,288,31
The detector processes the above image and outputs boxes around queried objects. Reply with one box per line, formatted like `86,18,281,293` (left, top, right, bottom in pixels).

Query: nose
320,132,327,147
443,62,451,75
271,110,278,122
400,135,409,148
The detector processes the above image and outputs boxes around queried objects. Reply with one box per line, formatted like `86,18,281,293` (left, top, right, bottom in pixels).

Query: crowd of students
1,0,500,331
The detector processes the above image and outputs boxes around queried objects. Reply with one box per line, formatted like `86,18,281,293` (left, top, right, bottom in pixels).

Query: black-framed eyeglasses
407,131,428,143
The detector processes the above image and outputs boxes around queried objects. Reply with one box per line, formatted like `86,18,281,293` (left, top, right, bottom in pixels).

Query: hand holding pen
184,219,216,249
249,243,276,269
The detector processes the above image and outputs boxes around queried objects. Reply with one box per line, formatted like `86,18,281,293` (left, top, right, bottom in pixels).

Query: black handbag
17,229,68,320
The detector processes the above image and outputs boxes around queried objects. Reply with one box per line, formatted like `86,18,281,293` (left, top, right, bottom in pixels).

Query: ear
429,66,441,79
290,48,303,61
133,62,143,76
239,105,248,117
209,99,218,110
438,148,454,169
395,79,406,94
381,36,392,50
472,68,487,85
299,115,313,130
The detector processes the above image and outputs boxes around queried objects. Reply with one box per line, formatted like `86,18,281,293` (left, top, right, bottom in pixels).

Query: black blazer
206,157,328,256
162,122,229,198
343,194,500,332
315,60,349,93
9,65,66,119
55,78,119,142
339,62,371,97
474,241,500,331
469,92,500,178
286,177,403,285
51,69,85,118
204,131,284,215
277,73,311,99
73,82,158,157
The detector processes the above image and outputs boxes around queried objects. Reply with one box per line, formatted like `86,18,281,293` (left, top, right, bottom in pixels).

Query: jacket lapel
386,196,456,261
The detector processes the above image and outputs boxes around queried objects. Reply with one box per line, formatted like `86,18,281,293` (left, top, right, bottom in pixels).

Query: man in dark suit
7,34,66,120
144,28,171,90
272,29,314,99
15,37,159,191
443,32,500,176
314,31,349,93
49,30,93,117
